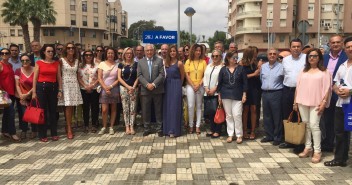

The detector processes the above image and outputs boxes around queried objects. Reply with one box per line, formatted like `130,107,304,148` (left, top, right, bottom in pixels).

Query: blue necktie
148,59,152,79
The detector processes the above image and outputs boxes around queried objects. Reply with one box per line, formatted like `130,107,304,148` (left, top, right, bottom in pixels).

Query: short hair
289,38,302,47
344,36,352,45
40,44,56,59
329,34,343,42
9,44,19,50
0,48,10,53
224,51,237,66
104,47,117,60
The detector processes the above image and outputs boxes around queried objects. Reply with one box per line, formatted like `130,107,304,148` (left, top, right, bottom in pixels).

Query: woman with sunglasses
117,47,138,135
32,44,63,142
94,46,105,64
97,47,120,135
204,50,224,138
217,51,247,143
58,43,83,139
294,48,331,163
0,48,20,141
78,50,100,133
184,44,207,134
14,54,37,139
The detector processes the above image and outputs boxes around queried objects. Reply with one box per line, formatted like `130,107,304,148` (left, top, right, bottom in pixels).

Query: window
10,29,15,36
50,30,55,36
321,4,332,12
280,35,285,42
82,1,87,12
266,20,273,27
94,17,98,27
308,19,314,26
71,14,76,25
104,33,108,40
263,35,268,43
81,31,85,37
308,4,314,11
43,29,49,36
93,2,98,13
281,3,287,10
92,31,96,38
83,16,87,26
280,19,286,27
69,31,74,37
43,29,55,36
19,44,23,51
18,29,23,36
70,0,75,11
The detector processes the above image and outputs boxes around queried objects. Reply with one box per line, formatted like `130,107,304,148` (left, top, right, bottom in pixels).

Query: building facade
0,0,128,51
228,0,352,52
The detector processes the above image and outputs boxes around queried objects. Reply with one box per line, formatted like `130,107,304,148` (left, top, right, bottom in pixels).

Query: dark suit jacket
137,55,165,95
323,50,348,101
29,53,42,67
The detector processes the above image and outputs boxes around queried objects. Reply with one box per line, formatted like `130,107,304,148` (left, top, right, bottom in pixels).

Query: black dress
243,63,261,106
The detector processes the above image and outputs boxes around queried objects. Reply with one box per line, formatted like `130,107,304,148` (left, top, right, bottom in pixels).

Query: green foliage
180,30,196,46
208,30,232,51
120,38,139,48
128,20,165,40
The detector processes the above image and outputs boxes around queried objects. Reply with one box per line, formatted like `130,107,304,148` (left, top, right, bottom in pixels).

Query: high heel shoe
298,148,313,158
249,132,256,140
311,152,322,163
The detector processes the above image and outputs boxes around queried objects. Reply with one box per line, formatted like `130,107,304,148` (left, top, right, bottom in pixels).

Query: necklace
122,63,134,81
192,60,201,80
226,67,237,86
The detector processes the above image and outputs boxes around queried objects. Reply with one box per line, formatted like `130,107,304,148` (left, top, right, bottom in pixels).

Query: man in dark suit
29,41,41,66
137,44,165,137
321,34,348,152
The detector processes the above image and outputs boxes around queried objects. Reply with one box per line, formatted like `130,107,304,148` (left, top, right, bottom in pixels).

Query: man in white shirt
324,36,352,167
279,38,306,149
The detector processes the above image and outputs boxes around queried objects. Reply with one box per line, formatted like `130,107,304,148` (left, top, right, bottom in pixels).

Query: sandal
236,137,243,144
249,132,256,140
11,135,21,142
188,127,194,134
206,132,213,137
211,133,220,138
226,136,233,143
196,127,201,135
40,138,48,142
1,133,11,139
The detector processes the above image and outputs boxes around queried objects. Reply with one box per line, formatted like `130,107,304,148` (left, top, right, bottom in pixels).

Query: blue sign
143,31,177,44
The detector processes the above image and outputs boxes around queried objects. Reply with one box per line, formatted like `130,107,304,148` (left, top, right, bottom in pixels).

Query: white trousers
298,104,322,152
222,99,243,137
186,85,204,127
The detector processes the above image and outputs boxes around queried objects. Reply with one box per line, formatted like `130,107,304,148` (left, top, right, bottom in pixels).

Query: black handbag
203,66,218,116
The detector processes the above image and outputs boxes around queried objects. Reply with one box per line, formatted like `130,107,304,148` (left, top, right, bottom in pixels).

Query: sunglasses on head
0,52,10,55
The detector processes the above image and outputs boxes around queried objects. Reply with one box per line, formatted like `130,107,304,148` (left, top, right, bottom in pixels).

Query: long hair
189,43,203,61
165,45,178,67
80,49,95,69
62,42,80,61
122,47,135,66
303,48,326,72
241,46,254,66
224,51,237,66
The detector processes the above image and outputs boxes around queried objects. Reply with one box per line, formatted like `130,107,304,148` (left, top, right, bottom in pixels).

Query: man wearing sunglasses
54,43,64,60
321,34,347,153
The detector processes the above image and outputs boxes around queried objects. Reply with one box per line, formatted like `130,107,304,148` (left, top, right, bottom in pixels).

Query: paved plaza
1,115,352,185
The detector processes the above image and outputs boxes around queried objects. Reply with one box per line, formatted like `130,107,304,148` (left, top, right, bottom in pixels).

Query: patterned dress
58,58,83,106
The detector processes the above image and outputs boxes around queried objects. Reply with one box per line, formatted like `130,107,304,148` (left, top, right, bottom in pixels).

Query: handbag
22,98,45,124
283,110,306,145
214,103,225,124
0,90,12,109
204,96,218,116
342,98,352,131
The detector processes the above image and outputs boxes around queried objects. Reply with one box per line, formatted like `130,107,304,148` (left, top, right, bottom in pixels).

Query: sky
120,0,228,41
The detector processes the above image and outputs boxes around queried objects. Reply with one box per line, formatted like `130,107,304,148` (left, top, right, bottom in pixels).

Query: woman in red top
0,48,20,141
15,54,36,139
32,45,63,142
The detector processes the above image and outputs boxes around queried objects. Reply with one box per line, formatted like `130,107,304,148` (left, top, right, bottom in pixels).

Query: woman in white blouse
204,50,224,138
78,49,100,133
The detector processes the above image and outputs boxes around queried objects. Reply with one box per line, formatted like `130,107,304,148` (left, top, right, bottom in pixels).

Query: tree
128,20,165,40
28,0,56,42
1,0,31,52
180,30,196,46
208,31,231,51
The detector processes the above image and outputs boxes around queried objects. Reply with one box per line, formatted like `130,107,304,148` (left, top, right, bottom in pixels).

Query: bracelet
58,89,63,93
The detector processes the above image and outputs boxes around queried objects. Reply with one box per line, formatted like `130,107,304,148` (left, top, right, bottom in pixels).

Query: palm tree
28,0,57,42
1,0,31,52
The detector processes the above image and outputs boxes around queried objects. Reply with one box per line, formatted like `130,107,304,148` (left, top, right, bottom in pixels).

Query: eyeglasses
66,46,75,50
278,56,284,60
0,52,10,55
125,52,132,55
96,50,103,52
46,50,54,53
308,55,319,59
268,53,277,56
232,56,239,60
211,55,220,58
21,59,31,63
56,48,63,51
84,54,93,57
184,48,189,51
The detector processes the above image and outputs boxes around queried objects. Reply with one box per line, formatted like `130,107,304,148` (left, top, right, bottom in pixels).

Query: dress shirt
327,50,342,75
8,57,22,72
282,53,306,87
334,60,352,107
203,63,223,96
260,61,284,90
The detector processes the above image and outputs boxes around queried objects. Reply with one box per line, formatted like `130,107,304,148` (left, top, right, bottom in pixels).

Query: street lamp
78,0,87,44
266,11,273,51
184,7,196,45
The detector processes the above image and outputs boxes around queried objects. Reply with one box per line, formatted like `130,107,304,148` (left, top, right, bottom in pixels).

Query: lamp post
78,0,87,44
177,0,180,48
184,7,196,45
266,11,272,51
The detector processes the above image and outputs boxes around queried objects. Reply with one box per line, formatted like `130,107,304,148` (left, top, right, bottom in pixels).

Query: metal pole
268,26,270,51
336,0,340,34
78,0,82,44
177,0,180,48
317,0,321,47
189,16,192,45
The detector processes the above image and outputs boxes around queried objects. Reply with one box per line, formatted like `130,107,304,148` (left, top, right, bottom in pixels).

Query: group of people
1,35,352,166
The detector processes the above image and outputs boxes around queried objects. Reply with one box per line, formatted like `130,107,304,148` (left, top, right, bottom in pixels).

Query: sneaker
98,127,106,135
109,127,115,135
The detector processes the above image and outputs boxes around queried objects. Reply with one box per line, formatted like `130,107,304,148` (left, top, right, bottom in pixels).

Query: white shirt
203,63,223,96
334,60,352,107
282,53,306,87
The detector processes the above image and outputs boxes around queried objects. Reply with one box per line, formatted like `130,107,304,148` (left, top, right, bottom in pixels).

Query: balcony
237,0,262,6
236,26,262,34
236,11,261,20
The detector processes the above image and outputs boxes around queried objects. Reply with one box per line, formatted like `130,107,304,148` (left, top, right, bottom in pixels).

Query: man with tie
137,44,165,136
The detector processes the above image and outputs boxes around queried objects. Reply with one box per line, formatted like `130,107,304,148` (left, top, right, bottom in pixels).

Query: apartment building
228,0,352,52
0,0,128,51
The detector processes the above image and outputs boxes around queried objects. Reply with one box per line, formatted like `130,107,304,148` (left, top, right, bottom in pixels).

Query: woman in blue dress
163,45,185,137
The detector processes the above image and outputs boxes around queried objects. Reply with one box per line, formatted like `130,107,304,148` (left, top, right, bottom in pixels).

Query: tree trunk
32,19,41,43
21,24,31,53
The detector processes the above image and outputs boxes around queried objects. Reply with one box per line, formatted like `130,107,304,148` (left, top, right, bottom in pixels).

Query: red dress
0,61,15,96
